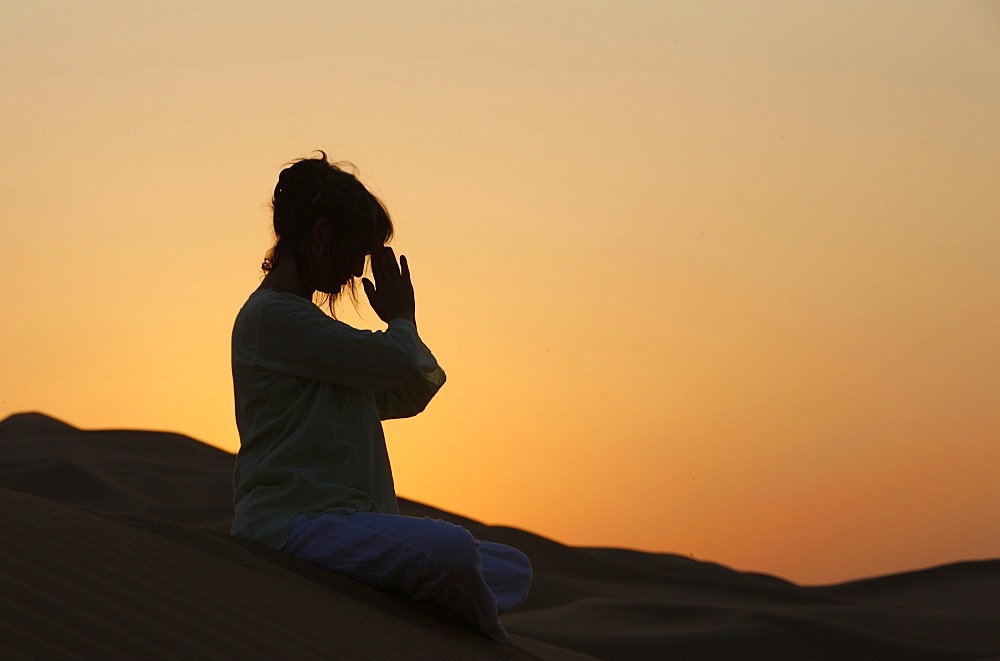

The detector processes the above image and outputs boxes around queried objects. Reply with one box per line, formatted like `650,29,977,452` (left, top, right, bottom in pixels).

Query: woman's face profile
312,241,369,295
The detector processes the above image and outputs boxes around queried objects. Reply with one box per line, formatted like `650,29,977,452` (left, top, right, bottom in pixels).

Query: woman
230,153,531,642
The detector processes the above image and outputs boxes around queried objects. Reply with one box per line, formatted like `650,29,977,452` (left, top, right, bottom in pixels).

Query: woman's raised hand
363,246,416,326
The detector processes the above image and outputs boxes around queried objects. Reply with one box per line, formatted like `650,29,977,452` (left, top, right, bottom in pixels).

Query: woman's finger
370,246,389,283
399,254,410,283
383,246,400,276
362,277,376,302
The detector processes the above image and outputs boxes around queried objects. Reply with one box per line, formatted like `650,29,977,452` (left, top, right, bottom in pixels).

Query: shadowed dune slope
0,412,234,530
1,412,998,659
0,487,584,660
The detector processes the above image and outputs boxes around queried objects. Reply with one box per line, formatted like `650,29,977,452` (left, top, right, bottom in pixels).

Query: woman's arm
365,246,447,417
241,248,439,393
246,300,424,390
374,330,446,420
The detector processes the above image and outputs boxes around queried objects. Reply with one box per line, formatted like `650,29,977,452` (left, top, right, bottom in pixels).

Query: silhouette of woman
230,153,531,641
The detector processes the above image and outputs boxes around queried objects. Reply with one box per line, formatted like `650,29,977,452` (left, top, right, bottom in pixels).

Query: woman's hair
263,151,393,309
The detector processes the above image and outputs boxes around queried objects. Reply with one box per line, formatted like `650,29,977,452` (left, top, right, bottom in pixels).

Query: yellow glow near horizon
1,1,998,584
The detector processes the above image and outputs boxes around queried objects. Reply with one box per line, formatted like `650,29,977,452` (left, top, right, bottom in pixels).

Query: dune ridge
1,412,997,659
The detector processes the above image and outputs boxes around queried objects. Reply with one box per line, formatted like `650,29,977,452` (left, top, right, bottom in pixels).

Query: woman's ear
312,218,332,248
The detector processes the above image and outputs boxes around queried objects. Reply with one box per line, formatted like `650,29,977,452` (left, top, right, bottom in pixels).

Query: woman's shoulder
234,288,310,330
240,288,317,315
238,288,363,335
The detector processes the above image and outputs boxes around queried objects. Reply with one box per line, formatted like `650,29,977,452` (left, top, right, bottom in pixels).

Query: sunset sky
2,1,997,584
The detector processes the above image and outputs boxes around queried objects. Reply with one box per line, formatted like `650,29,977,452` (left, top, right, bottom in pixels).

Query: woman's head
263,152,393,306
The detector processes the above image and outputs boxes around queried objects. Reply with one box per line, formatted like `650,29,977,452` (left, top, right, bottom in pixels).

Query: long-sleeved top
230,288,446,549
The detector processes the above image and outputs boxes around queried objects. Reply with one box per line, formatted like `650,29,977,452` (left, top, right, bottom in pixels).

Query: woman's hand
363,247,416,326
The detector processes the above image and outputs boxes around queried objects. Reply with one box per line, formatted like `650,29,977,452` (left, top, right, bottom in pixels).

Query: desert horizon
2,409,998,658
5,409,998,589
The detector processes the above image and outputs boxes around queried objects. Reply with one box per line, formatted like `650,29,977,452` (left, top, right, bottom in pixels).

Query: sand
1,411,997,659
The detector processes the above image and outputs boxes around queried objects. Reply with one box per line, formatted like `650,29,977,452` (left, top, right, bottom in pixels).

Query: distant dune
1,412,998,659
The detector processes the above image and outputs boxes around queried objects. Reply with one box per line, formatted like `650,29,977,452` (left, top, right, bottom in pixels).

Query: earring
312,245,323,256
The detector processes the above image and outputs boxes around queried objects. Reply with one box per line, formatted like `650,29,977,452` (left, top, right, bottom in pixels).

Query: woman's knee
413,518,481,570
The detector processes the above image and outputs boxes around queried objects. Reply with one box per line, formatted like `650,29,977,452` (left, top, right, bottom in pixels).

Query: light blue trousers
283,512,532,642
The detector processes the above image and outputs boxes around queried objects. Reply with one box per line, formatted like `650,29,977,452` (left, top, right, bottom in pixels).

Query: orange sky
2,1,998,584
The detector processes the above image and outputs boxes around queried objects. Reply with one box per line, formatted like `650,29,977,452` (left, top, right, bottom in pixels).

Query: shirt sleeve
374,332,447,420
249,295,427,391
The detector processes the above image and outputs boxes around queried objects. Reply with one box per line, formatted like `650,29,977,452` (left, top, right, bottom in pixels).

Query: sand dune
1,412,998,659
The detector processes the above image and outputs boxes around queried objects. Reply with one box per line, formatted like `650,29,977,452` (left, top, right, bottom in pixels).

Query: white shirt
230,288,446,548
